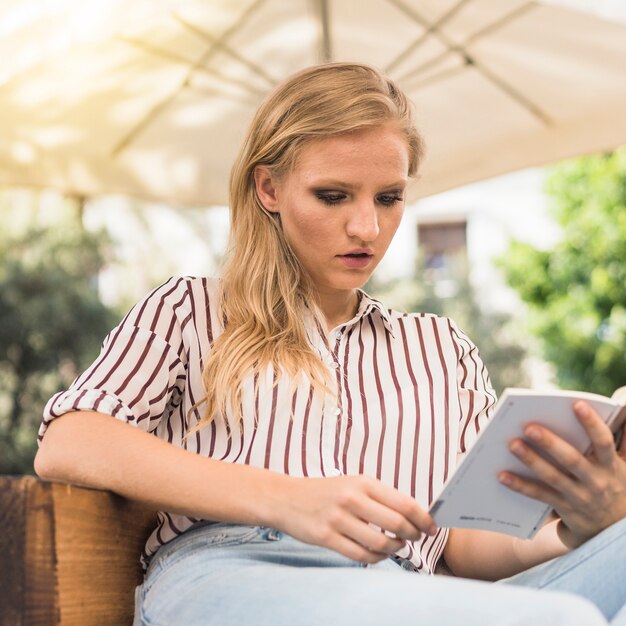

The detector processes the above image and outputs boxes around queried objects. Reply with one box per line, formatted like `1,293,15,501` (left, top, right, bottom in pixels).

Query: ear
253,166,280,214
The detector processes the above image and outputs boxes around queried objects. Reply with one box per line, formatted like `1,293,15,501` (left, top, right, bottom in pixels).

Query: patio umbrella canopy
1,0,626,207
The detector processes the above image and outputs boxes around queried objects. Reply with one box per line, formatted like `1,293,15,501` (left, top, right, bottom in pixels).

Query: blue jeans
133,519,626,626
502,515,626,622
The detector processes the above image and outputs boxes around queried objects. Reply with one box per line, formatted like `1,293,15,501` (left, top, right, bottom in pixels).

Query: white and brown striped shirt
40,276,496,573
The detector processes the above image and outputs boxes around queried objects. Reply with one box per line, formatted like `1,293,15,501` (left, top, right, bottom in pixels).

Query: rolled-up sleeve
39,277,189,442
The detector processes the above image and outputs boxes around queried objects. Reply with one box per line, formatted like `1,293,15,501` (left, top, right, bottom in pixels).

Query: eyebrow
309,179,407,190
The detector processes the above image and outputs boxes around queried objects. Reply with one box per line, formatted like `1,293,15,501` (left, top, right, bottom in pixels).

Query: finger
498,469,568,509
365,479,436,535
327,530,393,564
509,424,593,491
336,515,406,556
350,496,423,542
508,437,587,498
573,401,617,465
521,423,594,484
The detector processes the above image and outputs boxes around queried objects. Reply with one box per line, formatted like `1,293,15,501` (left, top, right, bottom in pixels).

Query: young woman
35,63,626,626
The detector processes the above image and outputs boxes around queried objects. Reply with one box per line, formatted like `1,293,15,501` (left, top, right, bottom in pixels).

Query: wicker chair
0,475,156,626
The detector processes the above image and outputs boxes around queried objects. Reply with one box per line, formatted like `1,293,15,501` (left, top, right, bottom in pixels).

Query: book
429,387,626,539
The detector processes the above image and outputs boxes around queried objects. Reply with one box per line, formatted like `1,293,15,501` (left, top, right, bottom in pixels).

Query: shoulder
146,275,219,302
388,309,464,335
390,309,465,338
374,303,476,357
122,275,221,329
358,290,462,339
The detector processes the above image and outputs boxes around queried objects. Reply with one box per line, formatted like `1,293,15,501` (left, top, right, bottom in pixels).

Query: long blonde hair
198,62,424,430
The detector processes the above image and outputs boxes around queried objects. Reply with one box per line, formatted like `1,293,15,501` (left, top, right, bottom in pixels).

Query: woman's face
255,123,410,299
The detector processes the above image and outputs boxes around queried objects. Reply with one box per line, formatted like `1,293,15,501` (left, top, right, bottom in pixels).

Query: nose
346,200,379,242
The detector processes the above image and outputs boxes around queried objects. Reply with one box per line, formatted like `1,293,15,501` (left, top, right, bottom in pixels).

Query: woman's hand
499,401,626,549
272,474,437,564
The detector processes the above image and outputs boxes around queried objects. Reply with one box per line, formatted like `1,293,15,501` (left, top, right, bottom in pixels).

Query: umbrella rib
185,83,259,108
464,1,536,44
112,0,269,158
112,89,182,158
173,14,277,88
316,0,333,63
395,1,533,83
404,64,467,91
395,1,552,126
465,57,552,125
115,35,197,67
115,35,266,99
405,59,552,126
384,0,471,75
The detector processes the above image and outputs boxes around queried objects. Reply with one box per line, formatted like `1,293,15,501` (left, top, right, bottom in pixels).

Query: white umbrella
1,0,626,207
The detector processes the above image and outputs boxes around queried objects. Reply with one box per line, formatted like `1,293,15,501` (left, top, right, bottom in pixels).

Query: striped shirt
40,276,496,574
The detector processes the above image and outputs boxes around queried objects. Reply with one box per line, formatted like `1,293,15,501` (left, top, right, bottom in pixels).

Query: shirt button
266,528,282,541
334,408,341,416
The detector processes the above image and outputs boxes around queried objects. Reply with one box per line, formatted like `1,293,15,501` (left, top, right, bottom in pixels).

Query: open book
429,387,626,539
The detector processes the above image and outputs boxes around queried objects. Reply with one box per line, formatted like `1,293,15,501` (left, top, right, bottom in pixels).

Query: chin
330,273,373,291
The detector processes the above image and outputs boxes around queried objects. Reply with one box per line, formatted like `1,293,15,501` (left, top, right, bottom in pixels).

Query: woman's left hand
499,400,626,549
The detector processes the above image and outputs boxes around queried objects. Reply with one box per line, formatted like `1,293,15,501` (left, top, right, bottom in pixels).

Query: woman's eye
377,194,404,207
316,192,346,205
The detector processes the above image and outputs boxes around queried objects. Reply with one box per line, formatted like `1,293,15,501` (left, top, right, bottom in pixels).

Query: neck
317,289,360,331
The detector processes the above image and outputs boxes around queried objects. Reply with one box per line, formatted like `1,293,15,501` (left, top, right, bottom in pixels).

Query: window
417,219,467,298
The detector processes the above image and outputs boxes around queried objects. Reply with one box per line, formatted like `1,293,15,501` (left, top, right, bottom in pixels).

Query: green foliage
499,148,626,396
367,257,530,396
0,216,118,474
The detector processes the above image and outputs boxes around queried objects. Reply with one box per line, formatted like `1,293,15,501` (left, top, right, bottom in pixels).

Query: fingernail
428,524,438,536
510,440,525,454
525,426,541,441
499,472,513,486
574,401,589,416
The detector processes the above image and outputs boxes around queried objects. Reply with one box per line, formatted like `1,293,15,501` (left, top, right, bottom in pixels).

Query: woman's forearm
34,411,437,565
443,520,569,581
34,411,290,526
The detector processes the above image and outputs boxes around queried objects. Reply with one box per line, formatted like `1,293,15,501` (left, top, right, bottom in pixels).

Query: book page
429,388,622,538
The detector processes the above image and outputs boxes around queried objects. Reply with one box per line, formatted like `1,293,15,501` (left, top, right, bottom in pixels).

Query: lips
338,251,374,269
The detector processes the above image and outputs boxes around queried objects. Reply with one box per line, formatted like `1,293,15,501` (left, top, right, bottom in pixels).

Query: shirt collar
352,289,396,338
301,290,396,340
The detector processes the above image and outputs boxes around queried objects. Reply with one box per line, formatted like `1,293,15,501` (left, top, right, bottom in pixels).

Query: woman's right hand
273,474,438,564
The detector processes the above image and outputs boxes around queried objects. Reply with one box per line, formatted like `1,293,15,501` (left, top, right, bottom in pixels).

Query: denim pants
133,517,626,626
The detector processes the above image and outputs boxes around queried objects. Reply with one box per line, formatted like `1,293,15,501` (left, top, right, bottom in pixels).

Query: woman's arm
35,411,437,564
444,519,567,580
35,410,290,524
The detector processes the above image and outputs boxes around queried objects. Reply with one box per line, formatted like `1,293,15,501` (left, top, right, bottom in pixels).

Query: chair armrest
0,475,157,626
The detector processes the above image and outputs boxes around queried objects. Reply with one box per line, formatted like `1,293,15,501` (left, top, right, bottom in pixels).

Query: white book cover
429,388,626,539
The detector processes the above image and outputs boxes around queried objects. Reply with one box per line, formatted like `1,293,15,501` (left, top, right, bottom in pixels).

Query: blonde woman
35,63,626,626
